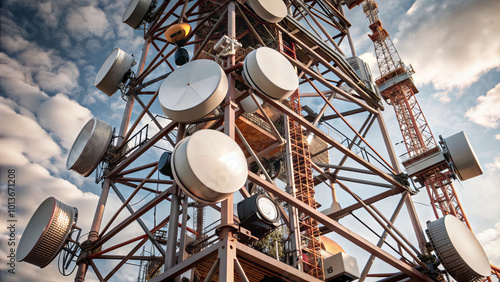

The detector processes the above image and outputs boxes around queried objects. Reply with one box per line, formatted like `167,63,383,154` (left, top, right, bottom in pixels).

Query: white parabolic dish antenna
243,47,298,100
95,47,135,96
443,131,483,181
159,59,228,123
171,129,248,204
122,0,153,29
247,0,287,23
427,215,490,282
17,197,78,268
66,118,113,177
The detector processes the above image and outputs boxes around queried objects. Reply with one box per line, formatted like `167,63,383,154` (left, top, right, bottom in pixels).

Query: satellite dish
171,129,248,204
17,197,78,268
243,47,298,100
122,0,154,29
443,131,483,181
247,0,287,23
427,215,490,282
237,193,281,238
66,118,113,177
95,47,135,96
158,59,228,123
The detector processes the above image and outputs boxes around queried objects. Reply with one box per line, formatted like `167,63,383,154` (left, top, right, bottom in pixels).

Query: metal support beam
255,90,405,190
110,182,167,258
247,172,432,281
150,240,223,282
376,109,428,252
359,193,407,280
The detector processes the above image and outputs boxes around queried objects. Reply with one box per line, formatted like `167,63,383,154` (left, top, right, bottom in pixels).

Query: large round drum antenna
427,215,490,282
122,0,154,29
158,59,228,123
171,129,248,204
442,131,483,181
247,0,288,23
66,118,113,177
95,47,135,96
17,197,78,268
243,47,298,100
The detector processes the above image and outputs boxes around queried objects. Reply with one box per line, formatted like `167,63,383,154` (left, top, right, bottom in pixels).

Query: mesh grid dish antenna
66,118,113,177
95,47,136,96
171,129,248,204
427,215,490,282
158,59,228,123
17,197,78,268
122,0,154,29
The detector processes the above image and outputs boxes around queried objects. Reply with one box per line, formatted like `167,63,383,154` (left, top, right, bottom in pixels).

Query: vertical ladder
289,90,324,280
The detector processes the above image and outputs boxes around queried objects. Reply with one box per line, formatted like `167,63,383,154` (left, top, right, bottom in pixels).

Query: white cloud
37,93,93,150
66,6,112,39
476,219,500,266
433,91,451,103
35,61,80,93
396,0,500,91
0,102,61,165
0,52,48,112
36,1,61,28
496,134,500,140
0,34,30,53
465,83,500,128
486,157,500,173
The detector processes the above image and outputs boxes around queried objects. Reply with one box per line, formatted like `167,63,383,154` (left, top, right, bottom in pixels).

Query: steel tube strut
248,172,432,281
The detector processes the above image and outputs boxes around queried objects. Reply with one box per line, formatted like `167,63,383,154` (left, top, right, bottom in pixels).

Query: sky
0,0,499,281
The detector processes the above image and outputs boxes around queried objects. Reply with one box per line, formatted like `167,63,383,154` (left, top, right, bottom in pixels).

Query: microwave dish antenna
66,118,113,177
158,59,228,123
246,0,288,23
122,0,155,29
95,47,136,97
242,47,298,100
442,131,483,181
17,197,78,268
427,215,490,281
171,129,248,205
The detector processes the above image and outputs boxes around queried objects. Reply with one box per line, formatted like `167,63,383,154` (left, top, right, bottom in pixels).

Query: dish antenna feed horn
16,197,82,276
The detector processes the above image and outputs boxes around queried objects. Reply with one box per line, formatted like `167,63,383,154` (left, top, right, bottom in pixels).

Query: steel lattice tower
25,1,491,281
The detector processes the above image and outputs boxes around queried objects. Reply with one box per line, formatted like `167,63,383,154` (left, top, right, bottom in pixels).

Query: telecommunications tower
16,0,496,281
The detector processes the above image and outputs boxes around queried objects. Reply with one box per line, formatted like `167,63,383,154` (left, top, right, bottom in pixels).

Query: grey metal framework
72,1,449,281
